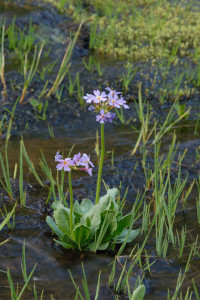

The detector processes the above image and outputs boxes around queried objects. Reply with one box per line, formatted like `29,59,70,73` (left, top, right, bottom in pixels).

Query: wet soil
0,0,200,138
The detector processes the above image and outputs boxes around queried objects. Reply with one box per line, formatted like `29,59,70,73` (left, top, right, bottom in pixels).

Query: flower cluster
83,87,129,124
55,151,94,176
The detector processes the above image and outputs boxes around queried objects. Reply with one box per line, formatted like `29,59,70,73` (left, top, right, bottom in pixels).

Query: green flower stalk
95,123,104,204
83,87,129,204
68,170,73,232
55,151,94,235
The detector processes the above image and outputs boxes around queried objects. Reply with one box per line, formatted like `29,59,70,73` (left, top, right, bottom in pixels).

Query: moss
42,0,200,61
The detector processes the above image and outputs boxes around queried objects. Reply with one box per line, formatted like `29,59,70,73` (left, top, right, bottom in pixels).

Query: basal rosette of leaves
46,188,140,252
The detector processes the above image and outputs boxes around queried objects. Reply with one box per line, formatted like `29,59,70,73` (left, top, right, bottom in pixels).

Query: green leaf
0,203,16,231
97,242,109,251
54,239,73,249
71,223,91,248
73,200,84,218
80,198,94,213
73,198,94,219
106,213,133,243
94,210,116,251
115,228,140,244
80,204,101,234
80,189,119,234
175,103,186,117
88,241,109,251
85,216,91,228
131,284,146,300
87,242,96,252
53,202,71,235
113,213,132,237
46,216,63,238
98,188,119,213
52,201,61,210
62,233,80,249
100,209,118,243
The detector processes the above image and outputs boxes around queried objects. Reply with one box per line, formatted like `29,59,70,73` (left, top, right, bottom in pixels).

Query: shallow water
1,0,200,299
0,122,200,299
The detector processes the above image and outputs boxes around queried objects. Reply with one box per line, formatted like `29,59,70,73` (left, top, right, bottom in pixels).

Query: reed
47,21,83,97
19,43,44,104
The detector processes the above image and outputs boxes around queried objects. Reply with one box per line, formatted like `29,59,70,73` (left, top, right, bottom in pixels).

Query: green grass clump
44,0,200,61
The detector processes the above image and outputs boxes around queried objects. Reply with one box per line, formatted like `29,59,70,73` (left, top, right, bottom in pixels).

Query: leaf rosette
47,188,140,252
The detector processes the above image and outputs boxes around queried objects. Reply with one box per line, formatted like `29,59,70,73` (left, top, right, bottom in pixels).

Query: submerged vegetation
1,0,200,299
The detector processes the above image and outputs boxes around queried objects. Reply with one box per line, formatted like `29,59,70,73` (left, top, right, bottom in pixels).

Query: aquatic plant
0,204,16,243
46,21,83,98
46,87,139,252
30,99,49,121
67,70,78,96
47,187,139,251
51,0,200,61
19,43,44,104
56,151,94,232
69,261,146,300
76,74,84,106
0,204,16,232
69,262,101,299
6,17,36,53
0,99,19,199
122,64,138,91
4,242,39,300
82,56,93,72
83,87,129,204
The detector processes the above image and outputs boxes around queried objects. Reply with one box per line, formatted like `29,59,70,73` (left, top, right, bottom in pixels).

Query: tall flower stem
68,171,73,232
95,123,105,204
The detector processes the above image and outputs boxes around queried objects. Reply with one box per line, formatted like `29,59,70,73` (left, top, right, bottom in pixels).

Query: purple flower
88,105,95,111
83,93,95,103
105,87,121,97
55,151,63,162
56,158,75,172
80,153,94,168
118,96,129,109
73,152,85,166
108,112,116,123
80,166,93,176
84,88,129,124
93,90,107,103
108,93,121,108
96,109,112,124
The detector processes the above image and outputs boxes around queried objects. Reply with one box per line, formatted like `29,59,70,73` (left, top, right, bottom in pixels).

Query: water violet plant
47,186,140,252
47,150,139,252
45,88,140,252
55,151,94,232
83,87,129,204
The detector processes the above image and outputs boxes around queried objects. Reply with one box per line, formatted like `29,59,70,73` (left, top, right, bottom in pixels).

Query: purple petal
100,109,105,116
94,90,100,97
89,161,94,168
96,115,101,121
86,168,93,176
100,91,107,98
56,163,64,170
64,165,70,171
